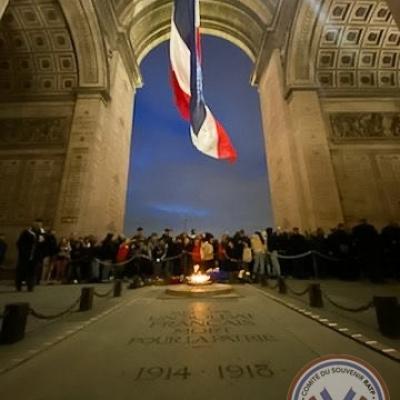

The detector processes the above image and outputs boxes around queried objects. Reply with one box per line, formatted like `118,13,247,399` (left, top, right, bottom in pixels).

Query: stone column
287,90,343,230
387,0,400,27
55,52,135,238
258,50,304,230
258,50,343,231
0,0,8,20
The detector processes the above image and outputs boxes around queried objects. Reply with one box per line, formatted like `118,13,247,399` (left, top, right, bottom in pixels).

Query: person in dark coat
16,220,41,291
33,221,48,285
310,228,329,277
162,229,175,277
327,223,354,279
380,222,400,279
266,228,281,277
288,227,310,278
352,219,381,282
224,239,238,273
98,233,117,281
41,229,58,283
0,233,7,266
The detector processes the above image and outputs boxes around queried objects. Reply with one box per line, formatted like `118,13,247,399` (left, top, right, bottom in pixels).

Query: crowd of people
1,218,399,292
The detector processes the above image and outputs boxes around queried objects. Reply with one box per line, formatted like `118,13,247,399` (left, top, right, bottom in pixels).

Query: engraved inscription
131,364,274,382
128,309,277,347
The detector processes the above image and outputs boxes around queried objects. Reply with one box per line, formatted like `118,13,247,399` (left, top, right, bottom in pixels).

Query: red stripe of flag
170,69,191,121
216,119,237,163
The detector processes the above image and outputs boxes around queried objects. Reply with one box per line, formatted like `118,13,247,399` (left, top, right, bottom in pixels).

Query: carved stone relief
329,113,400,139
0,117,70,148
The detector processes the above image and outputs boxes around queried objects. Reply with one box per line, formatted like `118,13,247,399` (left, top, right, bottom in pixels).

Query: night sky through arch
124,36,272,236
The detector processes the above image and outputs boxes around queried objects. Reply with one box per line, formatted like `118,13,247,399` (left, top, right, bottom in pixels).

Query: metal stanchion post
278,276,287,294
311,252,319,279
79,287,94,311
373,296,400,338
260,274,268,287
128,276,143,289
0,303,30,344
113,280,122,297
309,283,323,308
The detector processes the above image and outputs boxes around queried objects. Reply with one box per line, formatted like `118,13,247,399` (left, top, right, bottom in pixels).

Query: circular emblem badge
287,355,390,400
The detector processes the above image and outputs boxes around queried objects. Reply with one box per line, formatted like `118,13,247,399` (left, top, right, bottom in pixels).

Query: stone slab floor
0,285,399,399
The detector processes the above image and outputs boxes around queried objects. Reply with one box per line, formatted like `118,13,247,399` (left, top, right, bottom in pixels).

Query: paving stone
0,285,399,399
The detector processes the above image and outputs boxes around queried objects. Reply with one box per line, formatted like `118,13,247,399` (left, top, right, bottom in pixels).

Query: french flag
170,0,237,163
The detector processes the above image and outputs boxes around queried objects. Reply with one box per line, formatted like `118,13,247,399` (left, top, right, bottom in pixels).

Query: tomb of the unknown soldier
0,0,399,399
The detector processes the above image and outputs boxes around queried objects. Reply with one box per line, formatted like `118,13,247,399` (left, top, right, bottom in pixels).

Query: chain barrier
313,251,342,262
265,280,279,290
226,257,242,264
322,292,374,313
263,276,376,313
93,287,114,298
76,250,332,269
35,249,346,276
95,255,148,268
277,251,312,260
95,252,187,268
286,284,310,297
277,250,342,262
29,296,81,320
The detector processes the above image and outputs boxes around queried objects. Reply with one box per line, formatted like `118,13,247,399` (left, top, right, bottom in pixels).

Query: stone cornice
0,93,77,104
0,0,9,19
284,86,400,101
92,0,142,88
317,89,400,99
251,0,300,87
117,32,143,88
387,0,400,27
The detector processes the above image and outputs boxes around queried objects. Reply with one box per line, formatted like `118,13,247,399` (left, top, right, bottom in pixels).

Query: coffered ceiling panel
316,0,400,90
0,0,78,98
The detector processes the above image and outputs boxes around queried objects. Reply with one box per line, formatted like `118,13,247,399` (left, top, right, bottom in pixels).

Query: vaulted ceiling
287,0,400,94
0,0,78,98
1,0,399,97
110,0,280,64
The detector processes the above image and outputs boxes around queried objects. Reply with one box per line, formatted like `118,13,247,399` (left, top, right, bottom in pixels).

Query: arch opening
125,35,273,235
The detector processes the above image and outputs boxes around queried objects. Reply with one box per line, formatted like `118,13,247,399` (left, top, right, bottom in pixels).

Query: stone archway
55,0,284,237
0,0,399,255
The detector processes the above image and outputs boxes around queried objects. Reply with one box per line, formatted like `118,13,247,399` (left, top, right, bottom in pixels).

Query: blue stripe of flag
173,0,193,48
174,0,207,137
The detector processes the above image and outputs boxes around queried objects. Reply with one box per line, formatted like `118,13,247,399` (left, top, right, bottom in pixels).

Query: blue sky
124,36,272,236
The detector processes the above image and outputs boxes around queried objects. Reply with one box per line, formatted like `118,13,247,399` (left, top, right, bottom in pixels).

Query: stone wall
55,51,135,239
258,50,303,230
322,98,400,227
258,50,343,232
0,101,74,263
